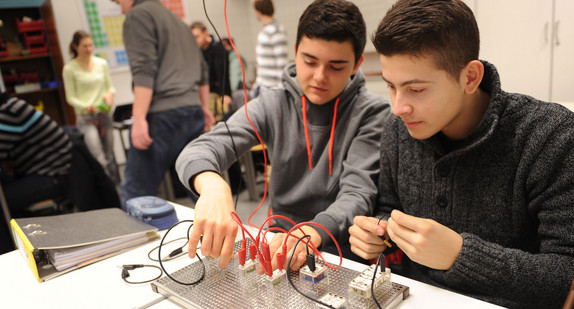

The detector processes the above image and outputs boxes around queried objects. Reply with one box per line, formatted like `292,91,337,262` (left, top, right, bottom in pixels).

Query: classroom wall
51,0,396,105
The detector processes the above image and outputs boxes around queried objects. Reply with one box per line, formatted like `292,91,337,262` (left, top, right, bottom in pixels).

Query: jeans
77,112,117,183
2,173,69,215
119,106,204,209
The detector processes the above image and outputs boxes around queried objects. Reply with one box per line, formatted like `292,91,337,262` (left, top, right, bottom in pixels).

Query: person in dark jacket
348,0,574,308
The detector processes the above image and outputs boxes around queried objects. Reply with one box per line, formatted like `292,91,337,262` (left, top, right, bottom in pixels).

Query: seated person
0,93,120,218
176,0,390,270
0,92,72,217
348,0,574,308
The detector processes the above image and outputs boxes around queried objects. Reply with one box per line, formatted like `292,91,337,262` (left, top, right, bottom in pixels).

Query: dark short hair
253,0,274,16
296,0,366,65
190,21,207,32
69,30,91,58
373,0,479,80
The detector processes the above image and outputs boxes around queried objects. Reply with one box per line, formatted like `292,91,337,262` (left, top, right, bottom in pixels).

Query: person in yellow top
63,30,117,183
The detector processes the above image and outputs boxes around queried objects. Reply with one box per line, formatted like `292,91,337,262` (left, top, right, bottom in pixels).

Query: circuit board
151,241,409,308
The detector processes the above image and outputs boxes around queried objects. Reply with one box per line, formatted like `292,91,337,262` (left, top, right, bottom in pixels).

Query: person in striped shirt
253,0,288,92
0,93,72,216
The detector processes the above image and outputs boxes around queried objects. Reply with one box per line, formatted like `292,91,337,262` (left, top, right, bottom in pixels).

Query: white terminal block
237,259,257,275
348,264,391,298
265,268,287,287
300,264,328,284
316,292,348,309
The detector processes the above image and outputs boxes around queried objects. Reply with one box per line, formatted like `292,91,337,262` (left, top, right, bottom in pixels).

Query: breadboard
151,241,409,308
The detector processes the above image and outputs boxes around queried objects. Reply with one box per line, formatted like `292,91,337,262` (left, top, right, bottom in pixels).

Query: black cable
148,223,194,261
158,220,205,286
371,253,384,309
121,264,162,284
202,0,242,207
148,237,187,262
286,235,335,309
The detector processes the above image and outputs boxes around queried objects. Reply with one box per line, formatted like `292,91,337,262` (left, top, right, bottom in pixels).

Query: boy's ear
352,54,365,75
462,60,484,94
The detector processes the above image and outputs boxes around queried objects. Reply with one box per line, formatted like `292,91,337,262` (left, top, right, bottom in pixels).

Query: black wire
148,223,194,261
202,0,242,207
121,264,163,284
286,235,335,309
371,253,384,309
148,237,187,262
158,220,205,286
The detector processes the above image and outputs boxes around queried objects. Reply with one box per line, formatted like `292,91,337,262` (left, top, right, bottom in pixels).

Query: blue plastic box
126,196,178,230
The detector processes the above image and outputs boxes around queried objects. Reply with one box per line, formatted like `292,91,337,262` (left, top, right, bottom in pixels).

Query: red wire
328,98,340,175
302,96,340,174
224,0,341,271
283,221,343,270
224,0,268,230
302,96,313,170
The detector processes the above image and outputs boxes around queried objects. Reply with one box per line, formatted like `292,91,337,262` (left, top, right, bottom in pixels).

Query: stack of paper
11,208,159,282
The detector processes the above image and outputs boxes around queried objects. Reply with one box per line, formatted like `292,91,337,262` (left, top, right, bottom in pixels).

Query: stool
240,144,269,201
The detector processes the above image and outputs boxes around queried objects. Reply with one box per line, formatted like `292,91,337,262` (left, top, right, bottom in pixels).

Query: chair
239,144,270,201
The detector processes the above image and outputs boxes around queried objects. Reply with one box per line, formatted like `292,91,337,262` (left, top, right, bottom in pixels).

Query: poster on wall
78,0,188,72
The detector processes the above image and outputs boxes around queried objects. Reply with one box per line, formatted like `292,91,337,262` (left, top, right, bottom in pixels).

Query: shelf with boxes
0,0,71,125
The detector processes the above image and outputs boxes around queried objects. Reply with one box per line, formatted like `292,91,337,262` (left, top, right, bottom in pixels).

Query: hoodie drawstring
302,96,340,175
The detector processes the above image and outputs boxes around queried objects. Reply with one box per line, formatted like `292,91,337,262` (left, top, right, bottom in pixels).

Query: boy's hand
349,216,389,260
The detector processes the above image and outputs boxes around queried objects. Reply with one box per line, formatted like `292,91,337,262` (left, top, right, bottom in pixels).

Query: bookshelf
0,0,73,125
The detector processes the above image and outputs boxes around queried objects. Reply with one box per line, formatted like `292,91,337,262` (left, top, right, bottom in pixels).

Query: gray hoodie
176,63,390,246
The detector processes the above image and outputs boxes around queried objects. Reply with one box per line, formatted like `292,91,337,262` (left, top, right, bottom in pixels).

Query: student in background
0,93,72,217
348,0,574,307
252,0,288,94
63,30,117,183
177,0,390,271
221,37,251,118
191,22,232,122
113,0,215,209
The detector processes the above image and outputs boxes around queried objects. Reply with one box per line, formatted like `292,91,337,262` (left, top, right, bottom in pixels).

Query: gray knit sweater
376,61,574,308
177,63,390,247
123,0,208,113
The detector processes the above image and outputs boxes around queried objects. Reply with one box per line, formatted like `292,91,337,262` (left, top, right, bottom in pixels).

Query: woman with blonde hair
63,30,117,182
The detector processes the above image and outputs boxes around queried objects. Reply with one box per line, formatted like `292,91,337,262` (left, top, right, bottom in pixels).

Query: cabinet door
551,0,574,102
475,1,552,101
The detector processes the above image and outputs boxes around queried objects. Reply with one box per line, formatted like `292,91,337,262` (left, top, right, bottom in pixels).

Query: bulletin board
78,0,189,72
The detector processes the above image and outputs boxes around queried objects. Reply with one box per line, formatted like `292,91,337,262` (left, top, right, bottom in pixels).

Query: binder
10,208,158,282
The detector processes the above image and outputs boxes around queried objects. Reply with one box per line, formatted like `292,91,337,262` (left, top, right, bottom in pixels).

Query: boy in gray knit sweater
349,0,574,308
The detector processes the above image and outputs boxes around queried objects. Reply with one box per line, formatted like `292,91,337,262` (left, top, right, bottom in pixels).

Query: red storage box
15,18,44,33
2,74,20,84
28,46,48,55
23,33,45,48
19,72,39,83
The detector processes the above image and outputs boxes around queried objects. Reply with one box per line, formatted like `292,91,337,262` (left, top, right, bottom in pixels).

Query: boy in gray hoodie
348,0,574,307
176,0,390,271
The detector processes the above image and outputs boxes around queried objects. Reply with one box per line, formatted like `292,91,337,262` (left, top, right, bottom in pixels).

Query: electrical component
300,263,328,284
265,268,286,287
316,292,348,309
348,264,391,298
237,258,256,275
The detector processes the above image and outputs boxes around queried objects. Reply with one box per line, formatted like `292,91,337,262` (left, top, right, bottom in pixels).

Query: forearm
132,86,153,121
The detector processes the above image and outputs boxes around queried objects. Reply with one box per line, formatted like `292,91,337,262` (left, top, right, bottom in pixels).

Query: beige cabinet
473,0,574,102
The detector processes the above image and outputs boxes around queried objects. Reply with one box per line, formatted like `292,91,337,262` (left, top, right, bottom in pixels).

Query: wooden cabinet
473,0,574,102
0,0,72,125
